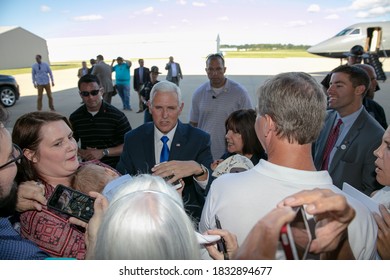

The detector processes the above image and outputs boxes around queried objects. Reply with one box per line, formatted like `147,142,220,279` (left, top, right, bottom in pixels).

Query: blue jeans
116,84,131,110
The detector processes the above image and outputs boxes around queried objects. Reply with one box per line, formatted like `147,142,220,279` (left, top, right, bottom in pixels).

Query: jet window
335,28,352,36
350,28,360,35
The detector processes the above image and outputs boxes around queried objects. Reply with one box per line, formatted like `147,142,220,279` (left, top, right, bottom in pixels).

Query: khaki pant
37,84,55,111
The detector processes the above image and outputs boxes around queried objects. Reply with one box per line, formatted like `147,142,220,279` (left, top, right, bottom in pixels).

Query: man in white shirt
165,56,183,86
200,72,378,259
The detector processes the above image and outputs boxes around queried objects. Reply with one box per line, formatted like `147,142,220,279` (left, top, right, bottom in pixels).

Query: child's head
72,164,119,194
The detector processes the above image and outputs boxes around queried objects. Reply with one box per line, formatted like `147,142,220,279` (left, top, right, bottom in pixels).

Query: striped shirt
69,101,132,168
189,78,253,159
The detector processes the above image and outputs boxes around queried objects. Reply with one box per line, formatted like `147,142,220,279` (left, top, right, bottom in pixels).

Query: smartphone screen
280,206,312,260
47,184,95,222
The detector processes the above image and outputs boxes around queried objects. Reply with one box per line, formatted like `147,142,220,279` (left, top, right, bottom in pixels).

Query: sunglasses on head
80,89,100,97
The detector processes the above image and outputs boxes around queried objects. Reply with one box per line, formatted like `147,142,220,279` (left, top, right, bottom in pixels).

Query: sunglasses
80,89,100,97
0,144,23,170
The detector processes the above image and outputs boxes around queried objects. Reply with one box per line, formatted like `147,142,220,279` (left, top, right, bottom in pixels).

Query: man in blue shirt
111,57,132,111
32,54,55,111
0,107,49,259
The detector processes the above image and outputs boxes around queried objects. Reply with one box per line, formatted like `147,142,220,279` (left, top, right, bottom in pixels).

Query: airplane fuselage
308,21,390,58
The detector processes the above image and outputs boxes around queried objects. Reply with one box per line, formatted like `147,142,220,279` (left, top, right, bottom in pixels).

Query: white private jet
307,21,390,58
308,21,389,80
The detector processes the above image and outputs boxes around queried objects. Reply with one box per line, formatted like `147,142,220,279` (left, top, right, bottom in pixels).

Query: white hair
150,80,182,106
93,174,200,259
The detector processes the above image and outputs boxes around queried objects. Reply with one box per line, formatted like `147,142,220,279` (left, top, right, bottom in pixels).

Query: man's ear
23,148,38,163
263,114,275,137
355,84,366,96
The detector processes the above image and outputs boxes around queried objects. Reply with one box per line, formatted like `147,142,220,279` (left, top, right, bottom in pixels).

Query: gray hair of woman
93,174,200,259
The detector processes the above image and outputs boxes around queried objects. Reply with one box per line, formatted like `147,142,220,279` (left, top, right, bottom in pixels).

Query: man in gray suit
314,65,384,195
165,56,183,86
92,54,114,104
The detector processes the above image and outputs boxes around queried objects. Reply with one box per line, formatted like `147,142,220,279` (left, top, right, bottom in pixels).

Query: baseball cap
151,66,161,74
344,45,365,57
212,154,254,177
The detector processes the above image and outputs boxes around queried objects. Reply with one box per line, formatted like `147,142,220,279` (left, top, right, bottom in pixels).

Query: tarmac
4,57,390,131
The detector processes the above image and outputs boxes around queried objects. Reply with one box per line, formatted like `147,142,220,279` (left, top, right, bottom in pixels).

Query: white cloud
325,14,340,19
73,15,103,21
350,0,383,10
142,7,154,14
41,5,51,12
356,11,370,17
192,2,206,7
217,16,229,21
368,6,390,15
181,19,190,23
307,4,320,12
330,0,390,18
177,0,187,5
287,20,308,27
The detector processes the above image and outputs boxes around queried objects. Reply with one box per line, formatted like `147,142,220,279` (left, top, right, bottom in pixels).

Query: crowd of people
1,47,389,260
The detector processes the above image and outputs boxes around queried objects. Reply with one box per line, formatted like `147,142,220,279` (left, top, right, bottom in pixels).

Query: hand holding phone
279,206,312,260
47,184,95,222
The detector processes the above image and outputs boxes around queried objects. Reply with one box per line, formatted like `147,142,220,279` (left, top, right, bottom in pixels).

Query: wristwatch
194,164,207,178
102,148,110,157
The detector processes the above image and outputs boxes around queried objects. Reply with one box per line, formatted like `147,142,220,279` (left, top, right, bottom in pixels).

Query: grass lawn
224,50,318,58
0,50,318,75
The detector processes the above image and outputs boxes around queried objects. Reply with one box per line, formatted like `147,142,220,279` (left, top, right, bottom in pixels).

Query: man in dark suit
117,80,213,223
314,65,384,196
133,59,150,113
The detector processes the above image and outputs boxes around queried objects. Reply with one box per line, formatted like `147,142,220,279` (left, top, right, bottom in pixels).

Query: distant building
0,26,49,70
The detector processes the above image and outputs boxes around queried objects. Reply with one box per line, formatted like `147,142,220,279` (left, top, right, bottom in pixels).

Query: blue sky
1,0,389,45
1,0,389,61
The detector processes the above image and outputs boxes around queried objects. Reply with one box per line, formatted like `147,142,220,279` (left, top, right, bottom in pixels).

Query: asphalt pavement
4,57,390,131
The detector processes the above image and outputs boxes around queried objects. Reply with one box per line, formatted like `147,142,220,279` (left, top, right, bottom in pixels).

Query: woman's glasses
0,144,23,170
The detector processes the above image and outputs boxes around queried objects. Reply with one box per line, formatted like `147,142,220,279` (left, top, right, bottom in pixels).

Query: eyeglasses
80,89,100,97
0,144,23,170
206,53,225,63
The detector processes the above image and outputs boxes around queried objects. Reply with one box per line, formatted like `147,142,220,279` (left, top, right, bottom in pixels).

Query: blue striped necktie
160,136,170,163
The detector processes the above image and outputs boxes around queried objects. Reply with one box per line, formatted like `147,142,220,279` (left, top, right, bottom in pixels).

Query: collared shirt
32,62,54,85
153,123,208,188
138,67,144,83
329,106,364,165
171,63,178,77
0,218,49,260
190,78,253,159
154,123,178,164
112,63,130,86
69,101,132,168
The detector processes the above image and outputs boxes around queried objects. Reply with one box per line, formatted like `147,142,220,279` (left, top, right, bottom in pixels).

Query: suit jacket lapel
170,121,187,160
328,110,366,173
315,111,337,168
144,124,156,168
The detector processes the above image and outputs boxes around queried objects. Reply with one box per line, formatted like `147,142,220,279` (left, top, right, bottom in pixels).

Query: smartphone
215,215,229,260
47,184,95,223
279,206,312,260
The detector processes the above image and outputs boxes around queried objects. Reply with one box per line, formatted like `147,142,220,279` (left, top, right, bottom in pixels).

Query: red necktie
321,119,343,170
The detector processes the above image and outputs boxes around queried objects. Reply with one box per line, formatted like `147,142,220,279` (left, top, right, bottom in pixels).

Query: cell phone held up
279,206,312,260
47,184,95,223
